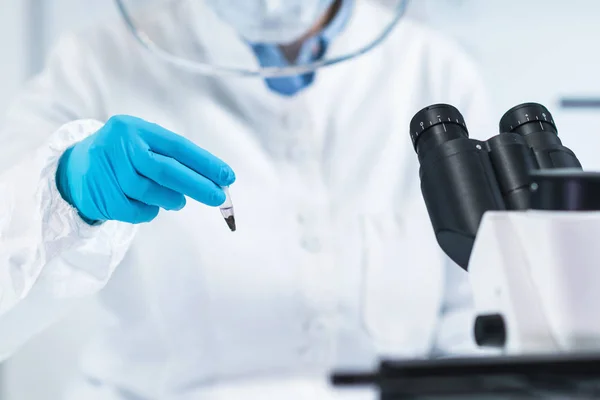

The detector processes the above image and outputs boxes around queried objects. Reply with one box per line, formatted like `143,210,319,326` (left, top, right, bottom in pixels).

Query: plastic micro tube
220,186,236,232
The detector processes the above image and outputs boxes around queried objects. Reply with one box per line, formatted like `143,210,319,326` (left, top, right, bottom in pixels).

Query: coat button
301,236,322,253
298,319,328,358
297,214,306,225
303,318,327,334
288,146,308,162
309,319,327,334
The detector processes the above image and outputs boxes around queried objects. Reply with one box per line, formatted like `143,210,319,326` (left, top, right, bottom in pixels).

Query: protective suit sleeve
0,33,136,361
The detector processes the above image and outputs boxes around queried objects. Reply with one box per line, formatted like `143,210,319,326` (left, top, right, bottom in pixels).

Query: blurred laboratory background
1,0,600,398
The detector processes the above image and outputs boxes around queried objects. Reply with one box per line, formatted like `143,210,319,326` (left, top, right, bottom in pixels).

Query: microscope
332,103,600,398
409,102,600,355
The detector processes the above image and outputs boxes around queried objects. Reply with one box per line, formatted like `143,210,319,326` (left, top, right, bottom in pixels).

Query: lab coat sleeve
0,33,136,360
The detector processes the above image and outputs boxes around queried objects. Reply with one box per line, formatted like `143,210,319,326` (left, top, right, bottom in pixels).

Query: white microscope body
469,210,600,354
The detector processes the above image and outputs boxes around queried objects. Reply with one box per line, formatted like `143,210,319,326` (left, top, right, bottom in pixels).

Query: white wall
0,2,31,394
0,1,27,112
0,4,123,400
1,1,600,399
451,0,600,169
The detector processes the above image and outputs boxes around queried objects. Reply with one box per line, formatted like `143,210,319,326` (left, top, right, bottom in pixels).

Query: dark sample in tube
225,215,236,232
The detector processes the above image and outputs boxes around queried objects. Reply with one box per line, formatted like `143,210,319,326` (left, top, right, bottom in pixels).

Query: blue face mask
249,0,353,96
205,0,335,44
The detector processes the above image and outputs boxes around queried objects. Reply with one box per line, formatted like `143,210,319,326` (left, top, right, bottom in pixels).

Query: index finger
133,117,236,187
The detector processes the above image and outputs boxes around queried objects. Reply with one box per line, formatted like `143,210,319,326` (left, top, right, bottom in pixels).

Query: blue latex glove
56,115,236,224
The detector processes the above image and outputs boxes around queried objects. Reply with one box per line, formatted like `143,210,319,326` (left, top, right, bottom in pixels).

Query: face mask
205,0,336,44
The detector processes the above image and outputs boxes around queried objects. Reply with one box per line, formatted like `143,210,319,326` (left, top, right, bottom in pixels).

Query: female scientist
0,0,493,398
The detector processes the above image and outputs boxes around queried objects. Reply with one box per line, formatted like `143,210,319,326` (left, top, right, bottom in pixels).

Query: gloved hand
56,115,235,224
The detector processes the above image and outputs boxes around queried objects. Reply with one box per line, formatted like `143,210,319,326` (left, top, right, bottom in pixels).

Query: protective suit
0,0,493,399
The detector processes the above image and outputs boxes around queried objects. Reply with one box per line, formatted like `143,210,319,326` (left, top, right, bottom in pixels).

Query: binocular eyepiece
410,102,582,270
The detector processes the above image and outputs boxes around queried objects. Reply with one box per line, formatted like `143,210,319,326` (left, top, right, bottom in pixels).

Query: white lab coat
0,1,494,399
